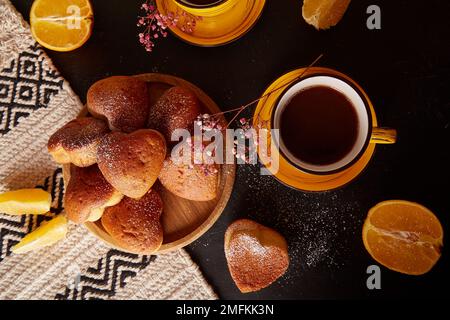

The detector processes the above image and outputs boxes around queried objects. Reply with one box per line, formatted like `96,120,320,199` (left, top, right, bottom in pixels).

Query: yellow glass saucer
155,0,266,47
253,67,378,192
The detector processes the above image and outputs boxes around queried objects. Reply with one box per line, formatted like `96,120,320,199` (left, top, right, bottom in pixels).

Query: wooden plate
62,73,235,254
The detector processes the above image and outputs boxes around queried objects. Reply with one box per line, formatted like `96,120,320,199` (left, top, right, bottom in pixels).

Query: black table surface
10,0,450,299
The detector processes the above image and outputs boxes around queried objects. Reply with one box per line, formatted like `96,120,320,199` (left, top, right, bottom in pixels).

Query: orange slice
0,189,51,215
12,215,68,254
362,200,443,275
30,0,93,52
302,0,351,30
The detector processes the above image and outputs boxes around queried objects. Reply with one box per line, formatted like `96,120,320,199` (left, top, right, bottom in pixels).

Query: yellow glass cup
172,0,251,38
254,67,397,192
157,0,265,46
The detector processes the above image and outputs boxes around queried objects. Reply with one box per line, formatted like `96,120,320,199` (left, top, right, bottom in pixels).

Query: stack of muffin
48,76,219,254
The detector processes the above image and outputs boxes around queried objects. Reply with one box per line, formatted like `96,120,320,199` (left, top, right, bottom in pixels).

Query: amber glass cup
254,67,397,192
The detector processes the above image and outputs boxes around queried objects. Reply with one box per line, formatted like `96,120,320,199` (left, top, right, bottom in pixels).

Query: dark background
10,0,450,299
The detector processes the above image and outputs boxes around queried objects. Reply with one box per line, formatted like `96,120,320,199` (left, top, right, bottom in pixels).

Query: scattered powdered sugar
236,163,364,275
228,233,269,260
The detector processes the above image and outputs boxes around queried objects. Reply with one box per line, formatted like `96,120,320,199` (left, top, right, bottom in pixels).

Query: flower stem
223,53,324,128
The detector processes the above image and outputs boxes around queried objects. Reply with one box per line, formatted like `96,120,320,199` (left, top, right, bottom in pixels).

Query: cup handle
370,127,397,144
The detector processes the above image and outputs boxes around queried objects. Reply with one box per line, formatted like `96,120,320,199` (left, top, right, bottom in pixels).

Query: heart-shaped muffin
64,165,123,224
97,129,166,199
101,189,163,254
48,117,109,167
224,219,289,293
159,158,219,201
147,86,201,143
87,76,149,133
158,136,219,201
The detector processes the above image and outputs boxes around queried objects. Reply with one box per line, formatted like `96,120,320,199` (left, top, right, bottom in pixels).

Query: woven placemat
0,0,217,300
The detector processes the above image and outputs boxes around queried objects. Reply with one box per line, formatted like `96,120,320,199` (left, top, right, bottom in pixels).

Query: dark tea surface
279,86,359,166
179,0,224,6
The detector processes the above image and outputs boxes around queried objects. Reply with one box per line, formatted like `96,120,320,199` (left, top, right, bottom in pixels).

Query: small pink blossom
137,0,199,53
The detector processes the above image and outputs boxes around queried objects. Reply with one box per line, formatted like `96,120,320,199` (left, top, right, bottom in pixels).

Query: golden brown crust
64,165,123,224
101,190,163,254
158,135,219,201
97,129,166,199
48,117,109,167
87,76,149,133
147,86,201,142
224,219,289,293
158,157,219,201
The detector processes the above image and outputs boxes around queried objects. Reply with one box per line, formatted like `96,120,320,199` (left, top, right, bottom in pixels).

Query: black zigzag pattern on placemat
0,166,156,299
0,167,65,262
0,43,64,135
55,251,156,300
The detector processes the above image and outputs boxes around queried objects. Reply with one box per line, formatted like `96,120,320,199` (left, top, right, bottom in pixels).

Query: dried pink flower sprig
137,0,201,52
193,54,325,163
178,135,219,176
195,113,260,164
137,1,174,52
